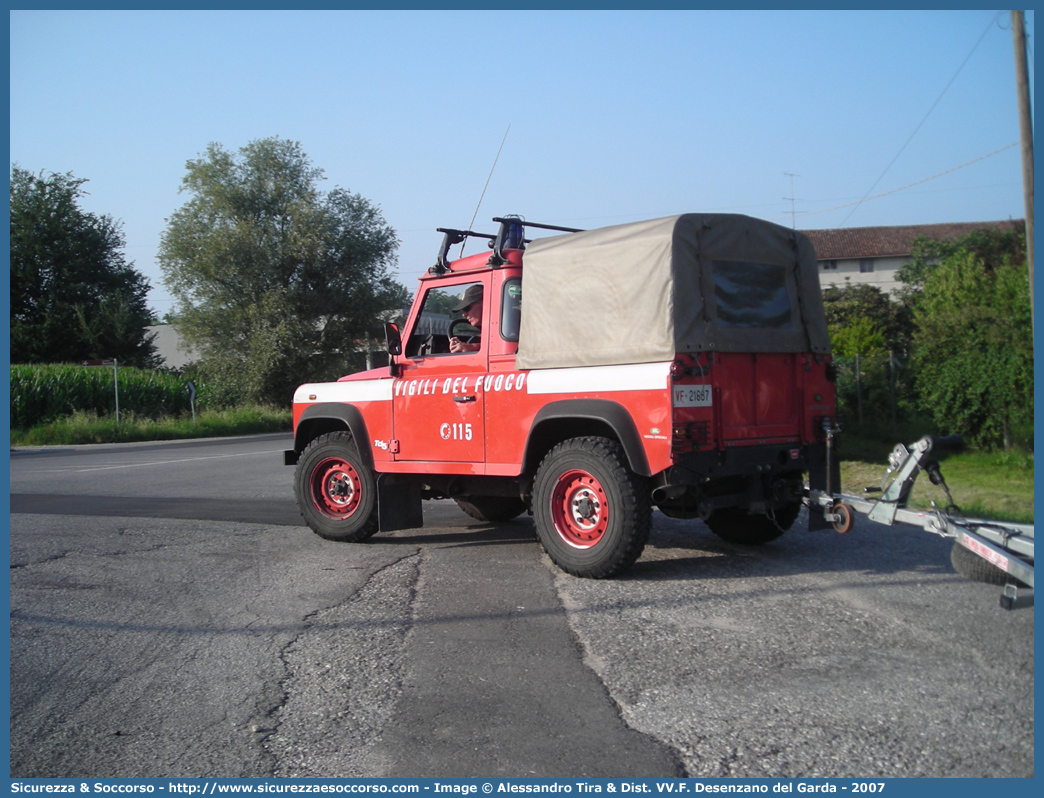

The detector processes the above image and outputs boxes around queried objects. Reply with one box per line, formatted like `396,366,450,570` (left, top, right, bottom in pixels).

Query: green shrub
10,405,290,446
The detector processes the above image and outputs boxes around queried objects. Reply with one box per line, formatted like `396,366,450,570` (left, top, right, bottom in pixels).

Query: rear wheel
454,496,528,523
532,437,650,578
295,432,379,542
705,502,801,546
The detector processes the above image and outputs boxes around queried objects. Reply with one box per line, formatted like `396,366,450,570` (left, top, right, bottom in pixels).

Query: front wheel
295,432,379,542
532,437,650,578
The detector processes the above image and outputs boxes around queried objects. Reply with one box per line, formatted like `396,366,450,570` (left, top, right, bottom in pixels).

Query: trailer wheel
454,496,528,523
949,541,1028,587
705,502,801,546
831,502,855,534
295,432,379,542
533,437,650,578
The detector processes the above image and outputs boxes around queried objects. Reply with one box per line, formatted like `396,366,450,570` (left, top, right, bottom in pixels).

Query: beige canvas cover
515,213,831,370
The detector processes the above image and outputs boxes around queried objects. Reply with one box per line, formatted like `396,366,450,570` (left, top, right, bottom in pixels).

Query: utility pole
1012,10,1034,329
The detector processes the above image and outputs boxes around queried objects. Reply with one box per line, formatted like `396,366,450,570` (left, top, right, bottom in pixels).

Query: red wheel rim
310,456,363,520
549,469,609,549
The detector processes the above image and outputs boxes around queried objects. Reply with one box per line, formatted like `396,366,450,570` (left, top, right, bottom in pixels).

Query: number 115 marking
440,422,473,441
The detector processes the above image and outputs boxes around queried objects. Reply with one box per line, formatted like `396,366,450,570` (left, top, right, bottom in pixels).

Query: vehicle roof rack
431,218,585,274
491,217,584,234
488,217,584,266
431,228,495,274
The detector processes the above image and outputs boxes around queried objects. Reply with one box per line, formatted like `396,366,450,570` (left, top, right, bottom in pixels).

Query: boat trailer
808,425,1034,611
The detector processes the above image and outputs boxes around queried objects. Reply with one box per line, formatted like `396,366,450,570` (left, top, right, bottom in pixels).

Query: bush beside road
10,404,290,446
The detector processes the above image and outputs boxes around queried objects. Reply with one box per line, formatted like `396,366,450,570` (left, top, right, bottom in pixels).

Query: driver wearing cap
449,285,483,353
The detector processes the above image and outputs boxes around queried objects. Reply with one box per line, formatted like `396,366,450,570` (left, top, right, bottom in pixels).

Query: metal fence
831,352,914,436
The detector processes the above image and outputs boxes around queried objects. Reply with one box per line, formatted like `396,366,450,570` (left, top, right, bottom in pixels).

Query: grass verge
10,405,291,446
839,447,1033,524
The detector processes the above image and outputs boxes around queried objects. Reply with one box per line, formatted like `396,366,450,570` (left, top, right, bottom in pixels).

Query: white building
146,324,198,369
800,220,1022,294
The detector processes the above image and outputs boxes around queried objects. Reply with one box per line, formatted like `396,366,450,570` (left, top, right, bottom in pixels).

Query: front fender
293,403,374,470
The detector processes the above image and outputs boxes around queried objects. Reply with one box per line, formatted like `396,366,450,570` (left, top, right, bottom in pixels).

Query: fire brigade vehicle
285,213,839,578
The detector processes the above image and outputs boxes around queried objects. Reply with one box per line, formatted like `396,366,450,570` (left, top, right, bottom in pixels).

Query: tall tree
158,138,407,405
10,166,157,366
896,223,1027,300
911,249,1033,449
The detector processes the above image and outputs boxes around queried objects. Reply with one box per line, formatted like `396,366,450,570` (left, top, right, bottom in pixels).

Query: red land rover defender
285,213,838,577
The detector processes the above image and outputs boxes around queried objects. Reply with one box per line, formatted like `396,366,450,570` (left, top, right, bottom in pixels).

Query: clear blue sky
10,9,1034,317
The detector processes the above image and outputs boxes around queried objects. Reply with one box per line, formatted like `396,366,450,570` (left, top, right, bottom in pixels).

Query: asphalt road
8,434,1034,778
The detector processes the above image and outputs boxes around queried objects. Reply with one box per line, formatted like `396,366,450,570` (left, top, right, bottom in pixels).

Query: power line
789,142,1018,221
838,11,1005,227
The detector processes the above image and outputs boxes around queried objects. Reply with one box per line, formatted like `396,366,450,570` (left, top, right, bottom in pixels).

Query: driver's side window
405,282,484,358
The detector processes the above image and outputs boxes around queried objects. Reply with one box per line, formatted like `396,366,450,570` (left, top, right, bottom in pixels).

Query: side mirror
384,322,402,377
385,322,402,356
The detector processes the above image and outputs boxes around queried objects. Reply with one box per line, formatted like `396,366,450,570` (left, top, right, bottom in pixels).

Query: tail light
672,421,710,454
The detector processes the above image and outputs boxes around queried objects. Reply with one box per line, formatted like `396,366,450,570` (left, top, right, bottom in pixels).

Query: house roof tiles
799,220,1020,260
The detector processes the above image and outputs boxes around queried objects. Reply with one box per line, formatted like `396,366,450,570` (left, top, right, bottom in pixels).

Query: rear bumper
668,441,819,483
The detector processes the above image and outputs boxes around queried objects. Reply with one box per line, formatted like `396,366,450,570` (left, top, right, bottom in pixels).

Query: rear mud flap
377,476,424,532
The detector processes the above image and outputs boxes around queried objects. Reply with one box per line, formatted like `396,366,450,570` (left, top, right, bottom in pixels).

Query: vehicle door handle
453,395,476,403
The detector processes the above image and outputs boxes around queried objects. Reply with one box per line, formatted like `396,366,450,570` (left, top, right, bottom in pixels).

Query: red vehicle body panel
293,352,833,476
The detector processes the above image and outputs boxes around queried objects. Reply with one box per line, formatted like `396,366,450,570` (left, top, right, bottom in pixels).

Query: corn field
10,364,202,429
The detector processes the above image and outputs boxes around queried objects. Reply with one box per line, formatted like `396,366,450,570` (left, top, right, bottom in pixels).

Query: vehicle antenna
460,124,510,259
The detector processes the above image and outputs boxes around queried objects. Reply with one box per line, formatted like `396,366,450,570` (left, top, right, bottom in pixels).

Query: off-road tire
532,436,650,578
705,502,802,546
295,432,379,542
949,540,1027,587
454,496,528,523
